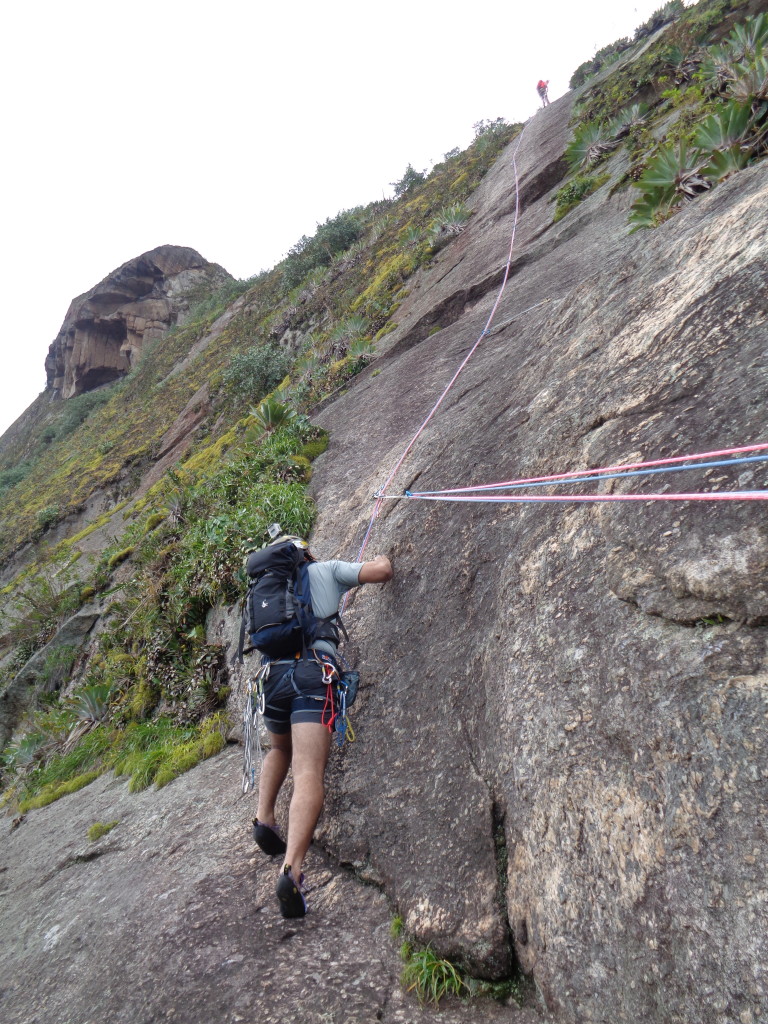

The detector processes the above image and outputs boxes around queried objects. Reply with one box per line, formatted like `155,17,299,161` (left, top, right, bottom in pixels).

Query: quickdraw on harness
315,653,358,746
241,656,270,794
334,668,359,747
289,650,358,747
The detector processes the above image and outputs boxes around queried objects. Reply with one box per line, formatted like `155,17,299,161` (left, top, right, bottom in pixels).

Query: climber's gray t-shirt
307,559,364,656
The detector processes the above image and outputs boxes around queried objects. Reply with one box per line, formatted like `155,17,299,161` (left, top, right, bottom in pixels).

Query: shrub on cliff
282,208,365,289
0,461,34,494
222,343,291,400
52,384,121,442
391,164,427,199
634,0,685,41
554,173,610,220
6,549,81,649
570,39,633,90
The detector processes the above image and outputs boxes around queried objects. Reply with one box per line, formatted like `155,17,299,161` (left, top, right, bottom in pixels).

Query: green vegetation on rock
560,0,766,231
401,944,466,1005
554,173,611,220
87,819,119,841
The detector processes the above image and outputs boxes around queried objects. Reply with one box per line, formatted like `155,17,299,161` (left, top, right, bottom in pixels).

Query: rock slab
0,746,544,1024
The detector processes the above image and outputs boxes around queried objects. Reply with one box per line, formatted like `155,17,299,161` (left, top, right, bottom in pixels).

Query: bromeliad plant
564,102,649,180
428,204,471,248
566,121,619,170
629,95,767,228
699,13,768,96
629,140,712,227
249,397,297,435
326,315,369,357
699,43,740,95
563,10,768,231
629,14,768,229
609,103,650,140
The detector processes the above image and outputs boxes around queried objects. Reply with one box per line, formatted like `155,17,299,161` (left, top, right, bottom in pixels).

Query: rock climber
537,79,550,107
251,538,393,918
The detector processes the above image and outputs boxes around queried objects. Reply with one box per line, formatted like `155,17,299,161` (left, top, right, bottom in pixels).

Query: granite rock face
299,93,768,1023
0,747,543,1024
45,245,230,399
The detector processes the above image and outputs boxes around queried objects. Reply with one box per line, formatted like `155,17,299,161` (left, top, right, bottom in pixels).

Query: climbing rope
375,120,531,502
346,120,532,574
372,446,768,503
396,490,768,504
343,116,767,574
396,443,768,496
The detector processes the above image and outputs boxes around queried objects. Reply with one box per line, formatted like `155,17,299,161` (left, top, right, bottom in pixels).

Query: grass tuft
87,820,119,841
19,771,100,812
401,945,467,1006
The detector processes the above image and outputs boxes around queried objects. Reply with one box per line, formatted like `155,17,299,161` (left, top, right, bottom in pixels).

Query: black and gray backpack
234,539,346,662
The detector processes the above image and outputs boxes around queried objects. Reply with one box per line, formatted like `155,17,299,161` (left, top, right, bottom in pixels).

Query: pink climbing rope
404,491,768,504
345,120,532,579
400,442,768,495
376,122,530,501
338,120,767,612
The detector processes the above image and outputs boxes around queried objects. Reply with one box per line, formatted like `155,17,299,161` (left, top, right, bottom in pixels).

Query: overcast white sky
0,0,682,438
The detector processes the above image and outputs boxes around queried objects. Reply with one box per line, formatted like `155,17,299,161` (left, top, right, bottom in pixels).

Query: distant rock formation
44,245,231,399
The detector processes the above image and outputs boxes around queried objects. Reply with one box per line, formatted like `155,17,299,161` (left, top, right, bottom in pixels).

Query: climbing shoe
276,865,307,919
252,818,287,857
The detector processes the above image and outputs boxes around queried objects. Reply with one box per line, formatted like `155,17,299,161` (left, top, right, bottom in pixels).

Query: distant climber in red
537,79,550,107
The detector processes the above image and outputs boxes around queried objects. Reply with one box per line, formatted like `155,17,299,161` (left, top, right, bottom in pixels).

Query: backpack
234,539,346,663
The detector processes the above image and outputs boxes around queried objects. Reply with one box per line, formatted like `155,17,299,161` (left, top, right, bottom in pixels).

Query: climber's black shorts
262,657,336,734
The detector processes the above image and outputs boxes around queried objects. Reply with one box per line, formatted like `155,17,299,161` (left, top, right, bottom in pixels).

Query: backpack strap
294,561,349,660
233,589,249,665
232,580,259,665
315,611,349,647
293,561,312,661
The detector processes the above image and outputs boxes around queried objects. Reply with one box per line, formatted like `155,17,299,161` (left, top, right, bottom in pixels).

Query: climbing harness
241,650,356,794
